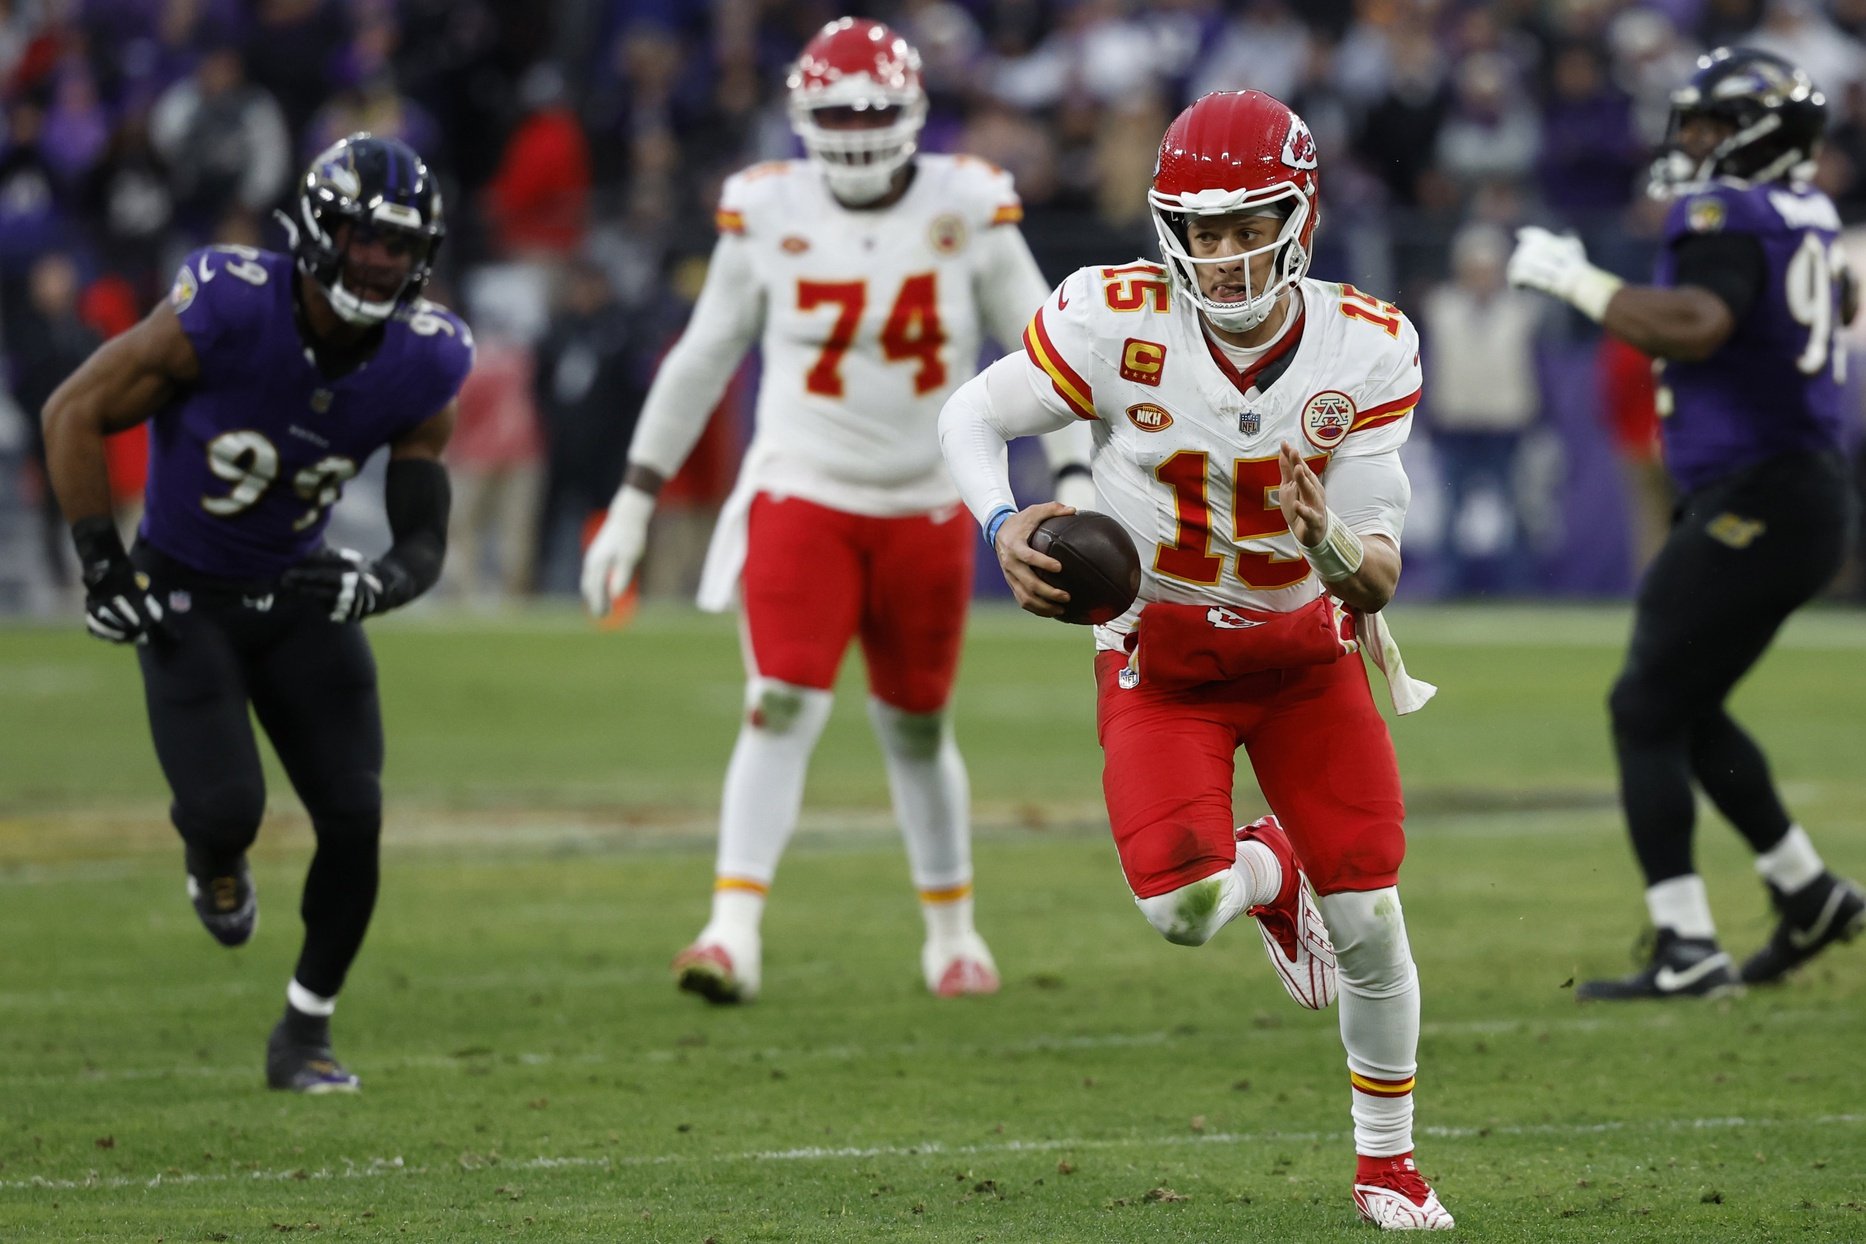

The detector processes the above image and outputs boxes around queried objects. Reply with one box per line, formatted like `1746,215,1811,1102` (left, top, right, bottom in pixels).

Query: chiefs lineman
582,18,1091,1004
939,92,1453,1229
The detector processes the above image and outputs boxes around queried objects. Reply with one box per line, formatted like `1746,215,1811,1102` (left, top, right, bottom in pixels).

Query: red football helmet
787,17,928,203
1149,91,1321,331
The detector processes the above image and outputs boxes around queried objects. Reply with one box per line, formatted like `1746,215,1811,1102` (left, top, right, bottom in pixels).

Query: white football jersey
1019,264,1422,647
716,153,1036,515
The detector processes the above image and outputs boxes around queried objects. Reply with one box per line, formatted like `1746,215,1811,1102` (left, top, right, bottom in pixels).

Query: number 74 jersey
1019,263,1422,644
717,153,1037,513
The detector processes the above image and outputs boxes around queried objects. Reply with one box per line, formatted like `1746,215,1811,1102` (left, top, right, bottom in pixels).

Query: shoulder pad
941,154,1024,228
716,161,804,236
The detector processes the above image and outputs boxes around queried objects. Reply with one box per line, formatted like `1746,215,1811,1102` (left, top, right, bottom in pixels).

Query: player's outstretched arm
42,301,200,644
1279,442,1400,614
282,404,456,622
939,358,1080,617
1507,226,1736,361
581,235,763,616
43,301,197,528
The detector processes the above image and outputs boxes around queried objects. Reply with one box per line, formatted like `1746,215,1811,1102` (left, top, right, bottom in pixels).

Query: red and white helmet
787,17,927,203
1149,91,1321,332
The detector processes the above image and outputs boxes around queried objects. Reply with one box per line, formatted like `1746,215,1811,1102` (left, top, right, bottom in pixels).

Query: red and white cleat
923,932,1000,997
1237,815,1337,1010
1353,1153,1455,1230
672,941,759,1004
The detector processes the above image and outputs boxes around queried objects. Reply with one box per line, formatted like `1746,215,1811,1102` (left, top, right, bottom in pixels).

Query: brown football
1029,511,1142,626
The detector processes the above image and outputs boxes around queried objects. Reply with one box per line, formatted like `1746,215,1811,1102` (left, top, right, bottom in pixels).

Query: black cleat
1740,872,1866,985
185,847,256,947
1576,927,1741,1001
266,1012,359,1094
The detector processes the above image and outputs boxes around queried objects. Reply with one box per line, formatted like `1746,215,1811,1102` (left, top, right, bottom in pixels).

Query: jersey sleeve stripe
991,203,1024,226
1348,385,1422,433
715,209,746,235
1023,308,1095,419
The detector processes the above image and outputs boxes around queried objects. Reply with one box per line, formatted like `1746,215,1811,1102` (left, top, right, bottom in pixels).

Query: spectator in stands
533,257,647,594
148,40,291,239
448,291,545,602
10,251,101,586
1420,223,1543,595
1437,52,1541,203
1538,42,1644,227
483,62,591,259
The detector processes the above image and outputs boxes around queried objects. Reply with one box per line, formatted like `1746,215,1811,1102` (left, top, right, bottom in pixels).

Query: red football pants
1094,649,1406,897
740,494,974,713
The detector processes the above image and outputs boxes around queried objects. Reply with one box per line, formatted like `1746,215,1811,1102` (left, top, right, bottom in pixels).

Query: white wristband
1300,510,1365,582
1569,266,1624,322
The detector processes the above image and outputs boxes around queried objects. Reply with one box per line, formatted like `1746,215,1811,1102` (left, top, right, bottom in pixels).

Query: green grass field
3,603,1864,1242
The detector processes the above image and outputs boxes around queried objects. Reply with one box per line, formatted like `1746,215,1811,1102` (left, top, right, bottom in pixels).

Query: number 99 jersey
142,246,474,579
1654,182,1849,493
1019,264,1421,650
716,153,1036,515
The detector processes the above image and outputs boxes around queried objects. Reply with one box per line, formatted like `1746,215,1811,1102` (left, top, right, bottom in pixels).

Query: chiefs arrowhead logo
1206,607,1263,630
1283,116,1318,171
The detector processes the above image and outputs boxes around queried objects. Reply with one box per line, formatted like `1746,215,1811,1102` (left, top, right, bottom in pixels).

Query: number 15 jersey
1018,264,1422,649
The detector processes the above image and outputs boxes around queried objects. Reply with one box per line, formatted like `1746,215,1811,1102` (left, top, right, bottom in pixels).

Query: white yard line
5,1112,1861,1193
0,1006,1846,1088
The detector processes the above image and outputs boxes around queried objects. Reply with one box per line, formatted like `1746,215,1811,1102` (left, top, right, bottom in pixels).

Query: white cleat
1237,816,1337,1010
1353,1157,1455,1230
922,931,1000,997
672,938,760,1004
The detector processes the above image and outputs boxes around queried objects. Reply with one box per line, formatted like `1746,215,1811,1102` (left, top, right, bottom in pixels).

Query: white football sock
1645,874,1717,939
868,699,974,894
1755,825,1824,894
699,884,768,947
712,678,834,899
1320,887,1420,1159
921,893,976,943
287,979,336,1018
1234,837,1282,908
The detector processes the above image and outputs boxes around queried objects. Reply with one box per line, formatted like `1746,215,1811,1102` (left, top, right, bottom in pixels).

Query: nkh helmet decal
278,132,445,326
1150,91,1320,333
787,17,927,204
1649,46,1827,196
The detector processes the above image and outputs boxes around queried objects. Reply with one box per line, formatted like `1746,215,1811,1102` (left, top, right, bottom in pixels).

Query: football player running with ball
42,135,472,1092
581,18,1092,1005
1509,48,1865,999
939,92,1452,1230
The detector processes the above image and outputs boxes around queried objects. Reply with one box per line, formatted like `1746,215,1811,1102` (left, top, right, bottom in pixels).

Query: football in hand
1029,510,1142,625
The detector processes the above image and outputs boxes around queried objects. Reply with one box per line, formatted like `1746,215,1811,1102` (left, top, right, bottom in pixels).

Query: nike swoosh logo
1787,886,1855,949
198,258,217,282
1653,953,1732,992
1056,287,1069,310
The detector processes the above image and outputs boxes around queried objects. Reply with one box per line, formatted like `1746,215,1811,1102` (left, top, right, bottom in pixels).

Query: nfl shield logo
1239,410,1261,435
311,389,334,413
168,590,191,614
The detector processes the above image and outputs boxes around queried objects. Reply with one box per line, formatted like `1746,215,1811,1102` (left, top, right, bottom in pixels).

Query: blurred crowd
4,0,1866,612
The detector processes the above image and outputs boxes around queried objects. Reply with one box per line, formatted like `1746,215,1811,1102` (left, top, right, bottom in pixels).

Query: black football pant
1608,451,1852,888
133,546,384,999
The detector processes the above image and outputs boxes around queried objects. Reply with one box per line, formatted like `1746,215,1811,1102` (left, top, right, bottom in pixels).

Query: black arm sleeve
1671,231,1768,323
377,456,450,610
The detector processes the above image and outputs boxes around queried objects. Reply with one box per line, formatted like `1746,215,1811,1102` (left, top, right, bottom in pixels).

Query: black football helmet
1650,47,1827,195
279,133,445,325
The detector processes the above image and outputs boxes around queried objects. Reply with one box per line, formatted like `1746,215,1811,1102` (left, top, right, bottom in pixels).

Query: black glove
73,516,168,645
282,547,414,622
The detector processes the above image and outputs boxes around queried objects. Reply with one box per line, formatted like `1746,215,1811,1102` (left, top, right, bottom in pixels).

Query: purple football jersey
1654,182,1848,492
139,247,474,578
